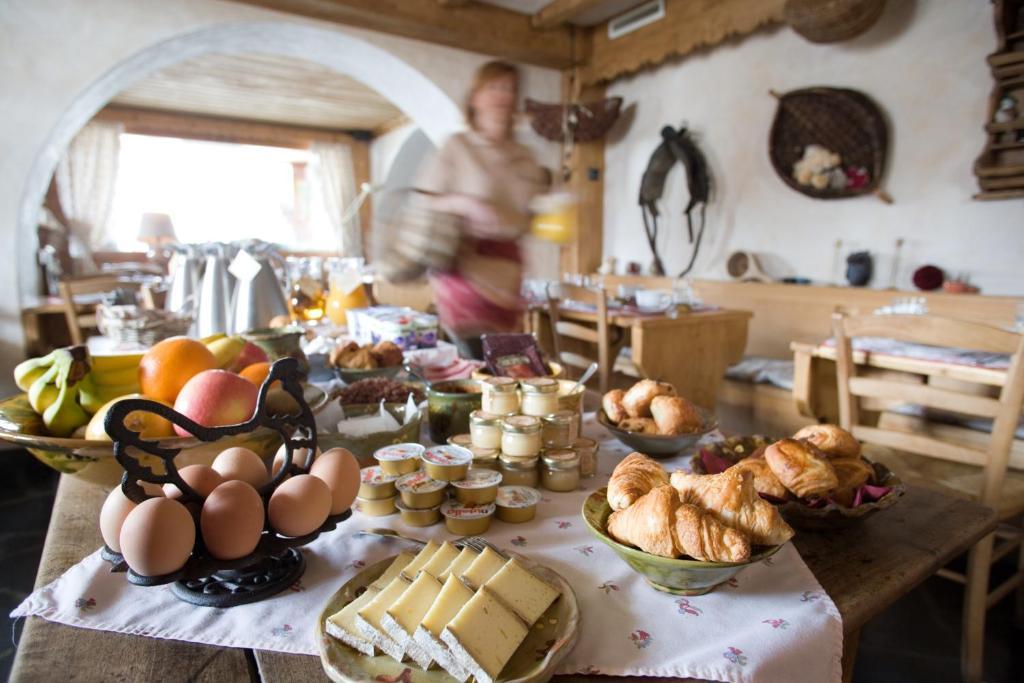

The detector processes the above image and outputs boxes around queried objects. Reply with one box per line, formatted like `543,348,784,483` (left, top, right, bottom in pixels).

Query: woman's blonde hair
464,60,520,132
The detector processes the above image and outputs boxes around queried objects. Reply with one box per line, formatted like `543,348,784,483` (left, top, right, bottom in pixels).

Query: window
107,134,337,251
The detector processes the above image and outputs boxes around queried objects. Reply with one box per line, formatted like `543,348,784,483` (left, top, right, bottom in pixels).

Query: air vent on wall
608,0,665,40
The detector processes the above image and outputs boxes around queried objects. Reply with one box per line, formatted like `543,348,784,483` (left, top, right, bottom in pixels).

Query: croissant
792,424,860,460
764,438,838,498
670,468,794,546
730,458,788,499
829,457,875,507
650,395,703,435
607,452,669,511
607,485,750,562
601,389,628,424
622,380,676,418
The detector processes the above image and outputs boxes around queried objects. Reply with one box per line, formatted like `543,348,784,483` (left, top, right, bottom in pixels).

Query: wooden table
12,474,996,682
529,306,752,409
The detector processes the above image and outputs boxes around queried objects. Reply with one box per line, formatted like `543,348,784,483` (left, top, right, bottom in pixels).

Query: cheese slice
483,558,561,624
325,551,414,656
401,540,441,581
381,572,443,669
459,546,507,590
441,586,529,683
420,541,461,579
440,546,477,581
413,574,475,681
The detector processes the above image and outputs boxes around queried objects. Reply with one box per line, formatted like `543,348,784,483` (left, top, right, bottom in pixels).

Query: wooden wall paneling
578,0,787,85
350,139,373,256
226,0,575,68
533,0,606,29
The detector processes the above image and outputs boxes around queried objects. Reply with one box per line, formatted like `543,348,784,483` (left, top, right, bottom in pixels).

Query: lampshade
137,212,176,241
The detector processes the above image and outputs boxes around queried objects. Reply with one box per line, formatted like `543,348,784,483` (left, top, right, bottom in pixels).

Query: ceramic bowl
471,361,565,381
0,385,328,486
426,379,482,444
318,402,423,469
597,408,718,458
581,487,782,595
331,364,402,385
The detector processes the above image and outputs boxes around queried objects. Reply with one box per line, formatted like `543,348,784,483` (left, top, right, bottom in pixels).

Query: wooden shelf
974,188,1024,200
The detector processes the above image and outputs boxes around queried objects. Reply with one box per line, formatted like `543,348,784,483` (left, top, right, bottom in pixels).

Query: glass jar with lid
573,436,598,478
541,410,577,449
501,415,542,457
469,410,502,449
520,377,559,417
468,445,500,472
482,377,520,415
499,454,539,488
540,448,580,492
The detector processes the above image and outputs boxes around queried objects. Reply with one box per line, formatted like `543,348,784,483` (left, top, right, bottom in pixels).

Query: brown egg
272,444,319,478
310,448,361,515
99,487,137,553
268,474,331,537
163,464,224,499
119,498,195,576
212,447,268,488
201,481,265,560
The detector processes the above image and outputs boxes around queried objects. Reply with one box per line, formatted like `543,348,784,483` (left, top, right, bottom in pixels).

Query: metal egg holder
101,358,351,607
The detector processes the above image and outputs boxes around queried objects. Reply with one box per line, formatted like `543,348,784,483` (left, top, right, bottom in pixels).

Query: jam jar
540,448,580,492
482,376,520,415
501,415,542,457
499,453,539,488
519,377,559,417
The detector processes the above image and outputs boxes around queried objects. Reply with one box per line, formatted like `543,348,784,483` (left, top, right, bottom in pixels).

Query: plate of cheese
317,540,580,683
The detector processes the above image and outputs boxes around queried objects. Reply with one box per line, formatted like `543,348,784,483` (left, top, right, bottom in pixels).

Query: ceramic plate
316,552,580,683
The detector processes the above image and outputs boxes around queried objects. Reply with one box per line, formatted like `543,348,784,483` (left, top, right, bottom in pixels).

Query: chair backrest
832,312,1024,506
58,275,144,345
546,282,612,392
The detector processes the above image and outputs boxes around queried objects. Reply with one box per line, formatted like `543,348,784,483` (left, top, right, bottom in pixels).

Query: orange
138,337,217,403
84,394,176,441
238,361,280,390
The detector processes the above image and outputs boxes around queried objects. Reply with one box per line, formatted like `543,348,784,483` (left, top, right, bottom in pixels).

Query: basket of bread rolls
581,452,794,595
599,380,718,457
328,341,404,383
691,424,905,530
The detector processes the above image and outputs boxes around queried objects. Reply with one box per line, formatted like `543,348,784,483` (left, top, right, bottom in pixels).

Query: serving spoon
569,362,599,395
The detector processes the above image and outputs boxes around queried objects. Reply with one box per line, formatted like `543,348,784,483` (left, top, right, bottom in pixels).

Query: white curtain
311,141,362,257
55,121,123,256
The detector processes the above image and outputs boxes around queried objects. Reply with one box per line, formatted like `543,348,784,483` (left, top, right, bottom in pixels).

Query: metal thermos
229,243,289,333
197,243,232,337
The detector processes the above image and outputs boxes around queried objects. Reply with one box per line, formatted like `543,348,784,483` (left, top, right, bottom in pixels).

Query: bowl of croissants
691,424,906,530
328,341,405,383
582,452,794,595
599,380,717,457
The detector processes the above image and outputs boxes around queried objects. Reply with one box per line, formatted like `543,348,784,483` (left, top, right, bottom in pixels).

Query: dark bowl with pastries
598,407,718,458
329,340,405,384
691,439,906,530
332,364,402,384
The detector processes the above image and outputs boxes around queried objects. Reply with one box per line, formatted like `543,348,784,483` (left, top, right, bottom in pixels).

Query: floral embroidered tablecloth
12,414,842,682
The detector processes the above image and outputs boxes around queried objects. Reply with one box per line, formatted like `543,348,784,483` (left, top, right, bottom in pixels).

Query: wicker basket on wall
768,86,893,203
784,0,887,43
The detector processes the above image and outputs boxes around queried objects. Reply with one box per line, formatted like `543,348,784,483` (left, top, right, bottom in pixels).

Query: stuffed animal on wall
792,144,846,190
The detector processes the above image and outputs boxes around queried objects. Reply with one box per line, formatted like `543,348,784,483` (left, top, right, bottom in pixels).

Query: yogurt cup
355,494,398,517
495,486,542,523
450,469,503,505
395,500,442,527
374,443,425,476
421,445,473,482
358,466,400,500
395,470,449,509
440,500,495,535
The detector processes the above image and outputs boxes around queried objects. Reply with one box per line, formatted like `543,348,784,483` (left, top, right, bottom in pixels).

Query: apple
230,342,268,373
173,369,258,437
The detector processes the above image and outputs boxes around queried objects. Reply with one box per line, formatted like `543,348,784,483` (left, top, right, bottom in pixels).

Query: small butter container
358,466,400,500
468,445,500,472
355,494,398,517
447,433,473,449
451,469,503,505
374,443,425,476
395,500,442,527
495,486,541,523
421,445,473,482
395,471,449,509
441,500,495,536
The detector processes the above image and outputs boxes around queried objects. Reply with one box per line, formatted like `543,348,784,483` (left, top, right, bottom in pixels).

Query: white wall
603,0,1023,294
0,0,561,389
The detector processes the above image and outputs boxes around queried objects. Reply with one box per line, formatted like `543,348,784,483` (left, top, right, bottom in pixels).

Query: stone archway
16,21,464,299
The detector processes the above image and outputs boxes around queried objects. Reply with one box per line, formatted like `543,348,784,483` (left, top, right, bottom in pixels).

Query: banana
28,363,61,414
90,352,144,374
200,332,227,345
78,375,141,414
206,335,246,369
89,364,141,388
41,346,91,437
13,350,58,392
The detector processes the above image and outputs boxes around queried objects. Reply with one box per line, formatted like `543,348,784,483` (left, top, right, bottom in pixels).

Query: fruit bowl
582,487,782,595
597,408,718,458
0,384,328,486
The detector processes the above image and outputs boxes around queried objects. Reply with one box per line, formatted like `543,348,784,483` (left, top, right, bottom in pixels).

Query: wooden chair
832,312,1024,683
58,275,148,345
545,283,636,393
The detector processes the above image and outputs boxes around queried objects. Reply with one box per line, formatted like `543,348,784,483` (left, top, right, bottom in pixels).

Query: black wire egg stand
101,357,351,607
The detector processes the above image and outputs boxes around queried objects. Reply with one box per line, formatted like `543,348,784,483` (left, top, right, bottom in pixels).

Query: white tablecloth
13,415,842,682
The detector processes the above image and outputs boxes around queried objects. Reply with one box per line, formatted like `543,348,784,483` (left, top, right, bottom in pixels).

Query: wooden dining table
12,473,996,683
527,305,753,409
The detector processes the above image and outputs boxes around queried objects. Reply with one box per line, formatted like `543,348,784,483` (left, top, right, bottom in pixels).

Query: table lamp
137,212,177,249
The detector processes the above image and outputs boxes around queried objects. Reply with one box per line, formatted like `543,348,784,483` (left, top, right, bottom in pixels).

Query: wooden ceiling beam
226,0,577,68
532,0,604,30
437,0,473,6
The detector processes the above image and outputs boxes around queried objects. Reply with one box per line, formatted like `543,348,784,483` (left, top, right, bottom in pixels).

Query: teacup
635,289,674,312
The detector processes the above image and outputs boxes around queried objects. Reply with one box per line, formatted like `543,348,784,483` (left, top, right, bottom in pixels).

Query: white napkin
12,415,842,682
